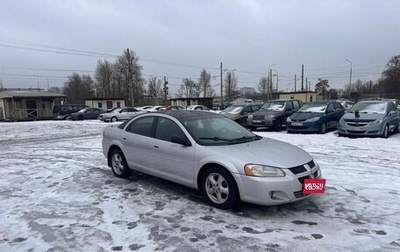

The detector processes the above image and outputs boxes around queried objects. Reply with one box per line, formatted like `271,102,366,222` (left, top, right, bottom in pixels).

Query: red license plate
303,178,326,194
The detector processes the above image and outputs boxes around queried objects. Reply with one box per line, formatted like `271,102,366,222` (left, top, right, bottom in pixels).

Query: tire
248,126,257,131
394,123,400,133
110,117,118,122
109,149,132,178
381,124,389,138
78,115,84,120
319,122,327,134
201,167,239,210
273,118,282,131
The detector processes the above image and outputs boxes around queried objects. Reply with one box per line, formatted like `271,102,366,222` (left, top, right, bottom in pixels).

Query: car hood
342,112,383,121
202,137,312,169
251,109,283,117
222,113,240,119
290,112,324,120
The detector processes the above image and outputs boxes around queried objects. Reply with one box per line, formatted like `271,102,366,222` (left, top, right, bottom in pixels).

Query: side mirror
171,136,192,146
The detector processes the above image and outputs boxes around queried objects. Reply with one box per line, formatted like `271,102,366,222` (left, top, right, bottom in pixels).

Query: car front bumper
233,163,322,206
287,121,321,133
337,124,384,136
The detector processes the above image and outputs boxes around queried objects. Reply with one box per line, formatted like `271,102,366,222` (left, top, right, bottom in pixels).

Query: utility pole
301,64,304,92
269,68,273,99
127,48,134,106
163,76,168,105
346,59,353,92
228,72,231,102
294,75,297,92
220,62,223,109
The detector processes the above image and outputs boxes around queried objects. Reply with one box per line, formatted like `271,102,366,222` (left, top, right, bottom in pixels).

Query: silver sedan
102,110,324,209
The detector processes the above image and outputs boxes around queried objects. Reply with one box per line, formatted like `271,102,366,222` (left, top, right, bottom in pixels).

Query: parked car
337,99,400,138
135,105,154,111
186,105,216,113
247,99,302,131
220,103,261,127
69,108,106,120
98,107,146,122
53,104,87,120
286,101,345,134
165,105,185,110
102,110,324,209
147,105,166,112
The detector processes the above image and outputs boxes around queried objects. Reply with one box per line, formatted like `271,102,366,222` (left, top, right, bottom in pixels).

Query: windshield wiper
198,137,233,142
230,135,262,143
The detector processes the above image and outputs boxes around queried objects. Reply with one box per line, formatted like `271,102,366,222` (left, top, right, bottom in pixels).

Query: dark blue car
286,101,345,134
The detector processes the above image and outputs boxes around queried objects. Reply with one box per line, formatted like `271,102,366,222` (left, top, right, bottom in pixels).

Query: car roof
152,110,218,120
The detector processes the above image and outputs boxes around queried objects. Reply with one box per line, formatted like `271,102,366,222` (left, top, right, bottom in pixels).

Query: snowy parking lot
0,120,399,252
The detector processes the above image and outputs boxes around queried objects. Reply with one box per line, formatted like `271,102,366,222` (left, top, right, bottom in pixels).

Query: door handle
123,137,126,140
153,144,159,148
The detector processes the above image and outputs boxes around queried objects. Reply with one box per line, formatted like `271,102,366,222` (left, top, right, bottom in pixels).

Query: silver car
98,107,145,122
102,110,324,209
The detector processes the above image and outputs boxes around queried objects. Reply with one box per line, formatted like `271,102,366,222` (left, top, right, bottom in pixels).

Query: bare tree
315,79,330,100
148,77,163,99
177,78,197,98
224,71,238,101
48,86,62,93
115,49,145,105
198,69,214,97
257,77,269,100
95,59,114,97
63,73,94,104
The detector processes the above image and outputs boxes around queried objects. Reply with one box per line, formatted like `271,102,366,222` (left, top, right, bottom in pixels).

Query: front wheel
273,118,283,131
319,122,327,134
381,124,389,138
109,149,132,178
201,167,239,209
110,117,118,122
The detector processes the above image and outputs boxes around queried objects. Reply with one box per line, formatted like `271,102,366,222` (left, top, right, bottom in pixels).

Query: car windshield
222,105,244,114
298,104,327,113
181,115,261,146
260,101,285,111
349,101,387,114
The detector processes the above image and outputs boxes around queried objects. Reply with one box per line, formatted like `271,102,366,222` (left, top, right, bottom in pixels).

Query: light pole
272,69,278,92
346,59,352,92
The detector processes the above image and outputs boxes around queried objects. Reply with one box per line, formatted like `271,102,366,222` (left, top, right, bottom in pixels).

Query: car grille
344,119,374,127
252,115,265,121
287,160,320,198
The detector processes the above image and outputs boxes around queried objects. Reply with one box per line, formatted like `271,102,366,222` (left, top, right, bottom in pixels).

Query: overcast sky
1,0,399,96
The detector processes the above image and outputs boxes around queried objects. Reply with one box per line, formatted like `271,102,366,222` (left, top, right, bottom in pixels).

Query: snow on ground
0,120,399,252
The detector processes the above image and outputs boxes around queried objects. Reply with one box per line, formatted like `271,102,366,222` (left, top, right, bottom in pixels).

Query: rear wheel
109,149,132,178
201,167,239,209
78,115,84,120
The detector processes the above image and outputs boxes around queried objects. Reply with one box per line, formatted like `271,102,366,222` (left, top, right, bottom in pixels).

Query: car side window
252,105,260,112
155,118,185,142
126,116,155,137
243,106,251,114
293,101,300,110
286,101,293,110
326,103,334,113
388,102,397,112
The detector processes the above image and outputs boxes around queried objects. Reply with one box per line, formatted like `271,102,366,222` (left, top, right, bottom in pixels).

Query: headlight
244,164,285,177
266,114,275,119
248,114,253,120
287,117,292,122
305,117,320,122
339,117,345,125
369,118,383,125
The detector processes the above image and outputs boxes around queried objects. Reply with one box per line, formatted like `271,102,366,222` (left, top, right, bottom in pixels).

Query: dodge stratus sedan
102,110,324,209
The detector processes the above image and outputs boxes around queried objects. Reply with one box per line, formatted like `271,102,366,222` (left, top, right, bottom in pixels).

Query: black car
53,104,88,120
247,99,302,131
286,101,345,134
69,108,106,120
221,103,261,127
